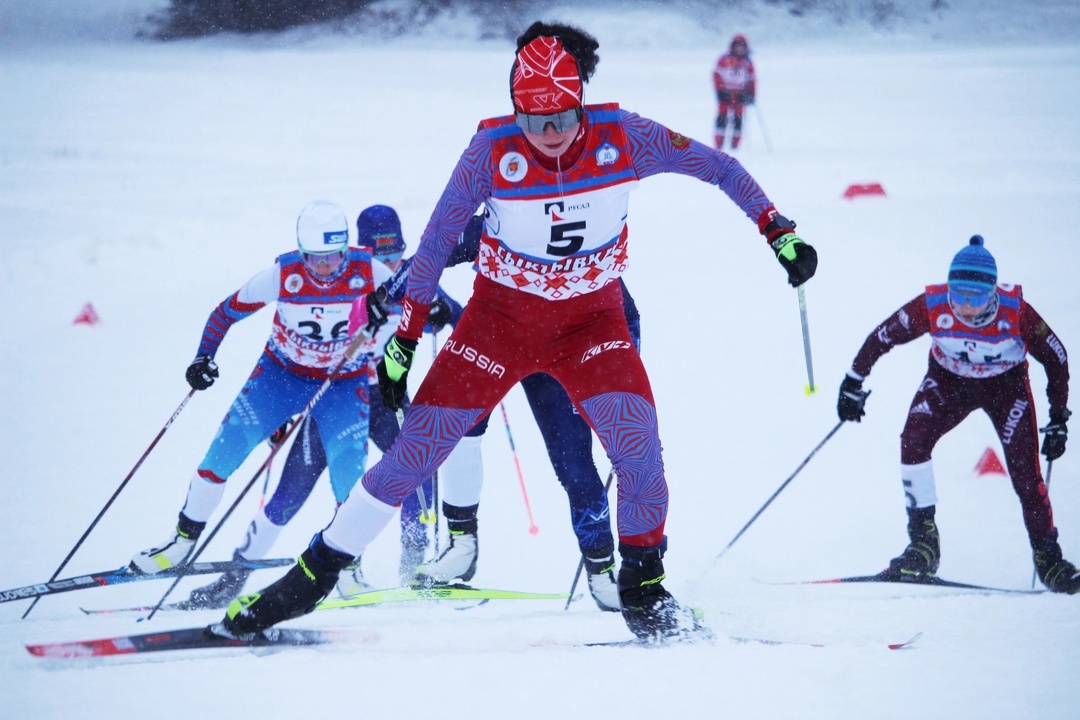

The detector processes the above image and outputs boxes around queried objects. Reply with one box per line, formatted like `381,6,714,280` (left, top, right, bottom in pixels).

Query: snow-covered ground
1,2,1078,718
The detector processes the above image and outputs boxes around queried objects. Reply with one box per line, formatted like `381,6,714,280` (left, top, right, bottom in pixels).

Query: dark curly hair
515,21,600,82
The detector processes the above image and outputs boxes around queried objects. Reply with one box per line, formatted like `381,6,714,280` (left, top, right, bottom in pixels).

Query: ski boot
1033,531,1080,594
618,539,701,641
220,534,352,638
413,503,477,587
130,513,205,574
884,505,940,581
583,547,620,612
186,551,253,609
335,555,372,598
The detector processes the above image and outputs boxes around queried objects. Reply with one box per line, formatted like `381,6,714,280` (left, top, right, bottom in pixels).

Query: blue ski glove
377,336,418,411
185,355,219,391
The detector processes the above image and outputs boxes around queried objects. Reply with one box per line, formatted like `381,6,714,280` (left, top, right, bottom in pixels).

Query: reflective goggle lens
948,287,991,308
303,250,345,273
514,107,582,134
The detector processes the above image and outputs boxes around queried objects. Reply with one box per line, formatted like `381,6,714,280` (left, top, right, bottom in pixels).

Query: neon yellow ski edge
317,586,568,610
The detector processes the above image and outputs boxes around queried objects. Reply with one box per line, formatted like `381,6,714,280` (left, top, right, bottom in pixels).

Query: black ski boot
218,534,352,638
187,551,253,609
617,539,701,641
1033,531,1080,594
885,505,940,581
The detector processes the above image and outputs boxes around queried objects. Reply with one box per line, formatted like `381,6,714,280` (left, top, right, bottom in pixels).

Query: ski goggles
514,107,582,134
376,250,404,265
302,250,346,276
948,286,993,308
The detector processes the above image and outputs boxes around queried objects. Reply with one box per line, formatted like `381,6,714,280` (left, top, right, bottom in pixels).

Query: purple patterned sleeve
404,131,493,309
620,109,774,224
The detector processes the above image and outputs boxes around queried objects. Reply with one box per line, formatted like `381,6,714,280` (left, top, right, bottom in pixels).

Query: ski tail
26,625,343,659
794,571,1044,594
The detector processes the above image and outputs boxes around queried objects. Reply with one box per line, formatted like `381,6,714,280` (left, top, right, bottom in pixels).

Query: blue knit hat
948,235,997,297
356,205,406,257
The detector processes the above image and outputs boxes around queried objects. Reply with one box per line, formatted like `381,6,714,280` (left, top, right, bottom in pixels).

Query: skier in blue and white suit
176,204,464,608
129,200,391,575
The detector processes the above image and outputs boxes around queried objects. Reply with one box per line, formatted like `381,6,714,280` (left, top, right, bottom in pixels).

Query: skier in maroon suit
837,235,1076,593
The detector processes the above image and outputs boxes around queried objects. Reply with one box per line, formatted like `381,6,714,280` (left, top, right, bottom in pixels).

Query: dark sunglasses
514,107,582,134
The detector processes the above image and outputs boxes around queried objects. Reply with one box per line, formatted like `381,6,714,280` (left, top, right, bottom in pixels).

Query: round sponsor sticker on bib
499,152,528,183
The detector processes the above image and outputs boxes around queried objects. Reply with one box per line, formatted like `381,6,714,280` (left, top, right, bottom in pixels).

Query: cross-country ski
25,625,355,659
0,559,293,604
792,572,1046,595
79,583,567,615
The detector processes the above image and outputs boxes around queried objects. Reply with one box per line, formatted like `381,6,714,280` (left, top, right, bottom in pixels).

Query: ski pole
752,103,773,153
416,484,436,525
1032,459,1054,589
22,388,196,620
564,465,616,610
711,421,844,566
500,401,539,535
798,284,817,395
145,329,373,620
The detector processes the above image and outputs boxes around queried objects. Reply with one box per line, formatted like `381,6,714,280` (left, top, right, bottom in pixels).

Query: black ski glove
761,213,817,287
837,375,870,422
1041,410,1070,461
185,355,219,391
365,287,392,334
426,298,453,331
377,336,418,411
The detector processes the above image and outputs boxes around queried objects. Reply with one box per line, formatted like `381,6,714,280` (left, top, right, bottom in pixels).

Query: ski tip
888,631,923,650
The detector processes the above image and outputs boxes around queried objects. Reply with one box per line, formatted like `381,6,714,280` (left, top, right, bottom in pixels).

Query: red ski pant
363,277,668,546
900,360,1054,540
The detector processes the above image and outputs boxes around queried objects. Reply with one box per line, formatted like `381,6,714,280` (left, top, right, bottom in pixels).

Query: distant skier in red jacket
712,34,755,150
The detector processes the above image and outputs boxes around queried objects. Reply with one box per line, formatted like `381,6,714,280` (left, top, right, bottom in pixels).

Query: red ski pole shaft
500,401,539,535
